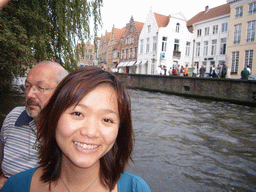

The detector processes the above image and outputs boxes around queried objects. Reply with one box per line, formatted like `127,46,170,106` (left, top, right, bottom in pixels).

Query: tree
0,0,102,89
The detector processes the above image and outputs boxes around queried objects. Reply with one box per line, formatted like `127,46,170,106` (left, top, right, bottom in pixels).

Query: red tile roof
134,21,144,34
115,27,126,42
101,32,111,42
154,13,170,28
187,4,230,27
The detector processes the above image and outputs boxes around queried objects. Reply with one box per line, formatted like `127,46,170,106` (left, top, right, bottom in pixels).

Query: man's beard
26,98,42,118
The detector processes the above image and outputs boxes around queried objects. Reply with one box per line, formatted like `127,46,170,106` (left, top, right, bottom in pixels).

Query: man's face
25,64,58,118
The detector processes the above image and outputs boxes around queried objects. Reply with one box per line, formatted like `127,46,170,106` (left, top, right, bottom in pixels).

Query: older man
0,61,68,187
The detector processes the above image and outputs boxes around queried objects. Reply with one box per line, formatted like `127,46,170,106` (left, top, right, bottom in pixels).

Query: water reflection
127,89,256,192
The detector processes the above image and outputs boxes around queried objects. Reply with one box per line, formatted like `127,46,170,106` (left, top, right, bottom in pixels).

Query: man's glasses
25,84,56,94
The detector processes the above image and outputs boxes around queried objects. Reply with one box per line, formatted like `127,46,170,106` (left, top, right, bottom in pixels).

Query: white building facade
189,4,230,74
137,9,193,75
158,13,194,74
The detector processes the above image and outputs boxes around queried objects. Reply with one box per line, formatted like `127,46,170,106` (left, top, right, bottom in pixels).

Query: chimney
205,6,209,12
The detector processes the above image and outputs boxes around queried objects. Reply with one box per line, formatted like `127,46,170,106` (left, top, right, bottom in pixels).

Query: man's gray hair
36,61,69,84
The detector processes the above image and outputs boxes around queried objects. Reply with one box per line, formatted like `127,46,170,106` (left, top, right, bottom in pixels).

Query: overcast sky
99,0,227,34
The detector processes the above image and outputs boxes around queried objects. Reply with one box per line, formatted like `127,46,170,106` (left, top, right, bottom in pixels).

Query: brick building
77,40,96,67
98,16,144,72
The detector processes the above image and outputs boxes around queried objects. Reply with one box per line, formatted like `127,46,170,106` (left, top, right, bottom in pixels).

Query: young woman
1,67,151,192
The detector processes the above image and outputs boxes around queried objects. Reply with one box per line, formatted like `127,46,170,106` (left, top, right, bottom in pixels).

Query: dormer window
176,23,180,33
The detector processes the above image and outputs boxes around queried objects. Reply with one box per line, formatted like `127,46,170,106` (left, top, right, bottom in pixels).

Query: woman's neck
59,158,102,192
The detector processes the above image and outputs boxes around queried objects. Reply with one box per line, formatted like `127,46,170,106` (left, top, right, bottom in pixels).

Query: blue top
0,106,39,178
0,167,151,192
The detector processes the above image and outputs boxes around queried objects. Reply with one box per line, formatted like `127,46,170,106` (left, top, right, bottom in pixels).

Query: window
148,25,151,33
234,24,242,44
122,49,124,59
231,51,239,73
222,23,228,32
130,48,133,58
176,23,180,33
140,39,143,54
90,55,93,60
162,37,167,52
131,36,134,44
120,38,124,44
247,20,255,43
196,42,200,57
236,6,243,18
203,41,208,56
213,25,218,34
174,39,179,51
113,49,117,58
197,29,202,37
89,49,92,52
245,50,253,70
146,38,150,53
185,42,190,56
205,27,209,36
126,49,129,59
220,38,227,55
153,36,157,52
249,2,256,14
211,40,217,55
126,37,130,45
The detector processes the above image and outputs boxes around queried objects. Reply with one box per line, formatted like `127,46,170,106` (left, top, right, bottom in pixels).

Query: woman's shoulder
1,167,38,192
118,171,151,192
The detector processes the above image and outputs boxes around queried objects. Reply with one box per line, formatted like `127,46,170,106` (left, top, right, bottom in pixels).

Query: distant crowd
159,62,252,80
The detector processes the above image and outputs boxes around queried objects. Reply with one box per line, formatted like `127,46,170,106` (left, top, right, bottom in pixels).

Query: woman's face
56,84,120,169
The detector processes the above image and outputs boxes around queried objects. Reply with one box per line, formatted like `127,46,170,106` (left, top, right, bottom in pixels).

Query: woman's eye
103,118,113,123
71,112,82,116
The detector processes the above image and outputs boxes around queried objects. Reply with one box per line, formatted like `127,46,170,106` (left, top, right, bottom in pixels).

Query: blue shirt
1,167,151,192
0,107,39,178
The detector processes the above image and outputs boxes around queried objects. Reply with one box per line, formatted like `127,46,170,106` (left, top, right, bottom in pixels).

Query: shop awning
126,61,136,66
135,61,142,65
117,62,127,68
141,60,148,65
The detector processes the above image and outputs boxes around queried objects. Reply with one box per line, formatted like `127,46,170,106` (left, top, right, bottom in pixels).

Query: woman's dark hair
37,66,133,191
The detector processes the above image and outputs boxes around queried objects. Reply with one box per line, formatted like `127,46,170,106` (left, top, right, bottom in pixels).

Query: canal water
0,83,256,192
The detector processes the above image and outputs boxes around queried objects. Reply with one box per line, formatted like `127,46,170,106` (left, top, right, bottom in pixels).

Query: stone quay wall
114,73,256,106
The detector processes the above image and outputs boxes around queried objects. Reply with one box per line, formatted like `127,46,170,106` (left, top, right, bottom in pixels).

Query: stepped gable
187,3,230,32
154,12,170,28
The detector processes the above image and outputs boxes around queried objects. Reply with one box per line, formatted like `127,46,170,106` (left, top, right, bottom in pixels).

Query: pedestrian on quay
215,64,222,78
180,65,184,75
211,64,218,78
1,66,151,192
184,64,189,76
199,64,206,78
192,63,197,77
221,62,228,78
177,65,180,76
164,66,167,75
247,65,251,75
0,61,69,188
172,66,177,76
241,66,250,80
168,67,172,76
